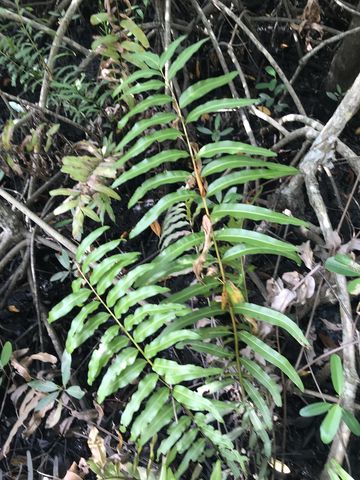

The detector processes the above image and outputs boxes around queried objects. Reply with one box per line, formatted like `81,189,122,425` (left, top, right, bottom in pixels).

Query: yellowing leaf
225,281,244,305
257,105,272,116
269,459,291,474
8,305,20,313
150,220,162,237
88,427,107,468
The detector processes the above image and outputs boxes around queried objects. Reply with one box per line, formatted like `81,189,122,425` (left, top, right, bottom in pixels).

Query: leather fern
49,36,309,477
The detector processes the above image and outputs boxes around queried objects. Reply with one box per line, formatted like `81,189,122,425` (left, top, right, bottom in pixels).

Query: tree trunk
0,200,24,255
327,1,360,91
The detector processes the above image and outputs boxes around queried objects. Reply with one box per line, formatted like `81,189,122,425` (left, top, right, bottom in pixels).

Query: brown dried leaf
71,409,100,422
193,215,213,280
62,461,87,480
299,241,314,269
25,395,55,437
7,305,20,313
46,398,63,429
150,220,161,238
59,416,75,436
10,384,29,406
28,352,58,364
0,390,41,459
88,427,107,468
11,359,31,381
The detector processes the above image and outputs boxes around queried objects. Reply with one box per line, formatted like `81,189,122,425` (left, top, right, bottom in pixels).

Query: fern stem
169,89,244,394
76,265,154,367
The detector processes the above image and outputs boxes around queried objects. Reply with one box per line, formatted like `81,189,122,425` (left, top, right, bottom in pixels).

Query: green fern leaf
248,408,272,457
174,429,198,455
114,286,170,317
176,340,234,359
130,387,170,441
90,253,140,290
195,326,231,339
53,199,79,215
66,311,110,353
168,38,208,80
92,183,120,200
76,226,110,262
106,264,153,307
122,79,164,97
97,347,139,402
240,358,282,407
222,244,301,265
133,313,175,343
48,289,92,323
198,141,276,158
150,232,204,266
243,379,272,430
129,190,201,239
128,171,191,208
138,403,174,447
173,385,224,422
179,72,238,108
136,254,212,286
117,112,177,151
162,277,221,305
97,358,146,403
65,302,100,347
161,305,224,334
120,18,149,48
201,156,270,176
152,358,223,384
50,188,80,197
132,52,160,70
195,414,234,450
234,303,309,346
125,303,189,330
207,170,284,197
157,416,192,458
175,438,206,478
239,331,304,391
114,147,187,187
210,460,222,480
215,228,297,252
186,98,257,123
118,95,173,130
88,327,129,385
201,156,298,177
115,129,182,170
159,35,186,69
113,69,162,97
120,373,159,430
81,207,101,222
145,330,200,358
82,239,121,274
211,204,307,226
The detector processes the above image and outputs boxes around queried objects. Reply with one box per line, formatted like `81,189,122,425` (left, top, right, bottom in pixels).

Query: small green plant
0,341,12,386
326,84,345,103
50,250,77,283
299,354,360,444
28,350,84,411
327,459,355,480
325,254,360,295
255,66,288,114
197,113,234,142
